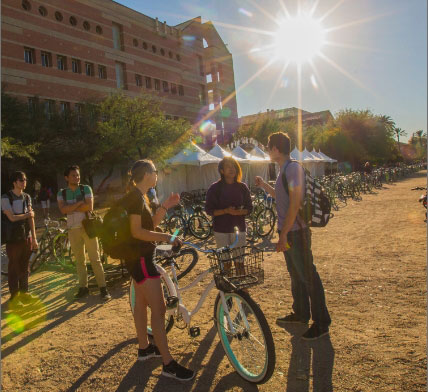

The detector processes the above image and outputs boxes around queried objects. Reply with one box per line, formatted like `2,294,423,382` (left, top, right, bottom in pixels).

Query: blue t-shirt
275,161,306,231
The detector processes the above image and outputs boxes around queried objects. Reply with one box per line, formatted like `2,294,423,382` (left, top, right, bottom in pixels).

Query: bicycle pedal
189,326,200,338
165,296,179,309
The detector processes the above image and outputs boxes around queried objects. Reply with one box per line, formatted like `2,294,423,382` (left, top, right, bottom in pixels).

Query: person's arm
255,176,276,198
129,214,180,246
152,193,180,228
205,184,229,217
2,208,33,222
58,199,85,215
75,196,93,213
28,212,38,249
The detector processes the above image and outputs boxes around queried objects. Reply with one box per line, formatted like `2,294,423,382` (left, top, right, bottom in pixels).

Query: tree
393,127,407,152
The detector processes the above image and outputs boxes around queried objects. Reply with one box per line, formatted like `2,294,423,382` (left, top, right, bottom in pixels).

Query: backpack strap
62,188,67,202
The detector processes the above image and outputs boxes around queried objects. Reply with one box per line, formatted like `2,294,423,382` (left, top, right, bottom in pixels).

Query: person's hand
276,235,290,252
27,210,35,219
163,193,180,209
31,239,39,250
255,176,265,188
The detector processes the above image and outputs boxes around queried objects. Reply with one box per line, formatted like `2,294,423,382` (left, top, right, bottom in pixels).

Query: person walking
38,185,51,219
122,159,195,381
1,171,39,308
205,157,252,249
255,132,331,340
57,165,111,301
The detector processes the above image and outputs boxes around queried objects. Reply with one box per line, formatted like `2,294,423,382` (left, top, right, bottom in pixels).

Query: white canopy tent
231,146,269,187
250,146,270,160
157,142,221,200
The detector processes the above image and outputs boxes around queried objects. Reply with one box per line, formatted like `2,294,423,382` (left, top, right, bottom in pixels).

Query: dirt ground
1,170,426,392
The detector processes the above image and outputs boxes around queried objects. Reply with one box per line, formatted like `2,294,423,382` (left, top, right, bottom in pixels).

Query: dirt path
1,171,426,392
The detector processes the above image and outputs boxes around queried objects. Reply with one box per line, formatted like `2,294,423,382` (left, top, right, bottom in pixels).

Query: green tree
393,127,407,152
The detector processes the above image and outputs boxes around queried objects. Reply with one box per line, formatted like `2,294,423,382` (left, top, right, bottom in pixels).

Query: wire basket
208,246,264,292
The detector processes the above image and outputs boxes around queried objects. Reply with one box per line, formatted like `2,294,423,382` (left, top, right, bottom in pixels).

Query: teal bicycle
129,231,276,384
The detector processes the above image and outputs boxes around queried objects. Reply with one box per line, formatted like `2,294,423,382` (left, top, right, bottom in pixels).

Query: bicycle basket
208,246,264,292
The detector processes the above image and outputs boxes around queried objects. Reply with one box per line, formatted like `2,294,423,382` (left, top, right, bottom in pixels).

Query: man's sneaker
137,343,162,361
301,323,329,340
277,313,309,324
162,360,195,381
19,292,40,304
74,287,89,299
100,287,111,301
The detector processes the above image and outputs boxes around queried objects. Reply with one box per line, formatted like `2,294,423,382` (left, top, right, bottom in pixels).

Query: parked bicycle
129,230,276,384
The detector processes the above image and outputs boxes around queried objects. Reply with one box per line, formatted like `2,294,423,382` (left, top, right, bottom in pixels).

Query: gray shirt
1,191,32,215
275,160,306,231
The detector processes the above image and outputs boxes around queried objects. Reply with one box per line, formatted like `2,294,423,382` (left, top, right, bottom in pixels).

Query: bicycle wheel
30,243,51,273
255,208,276,237
52,232,74,268
214,290,276,384
175,248,198,280
188,214,212,240
1,247,8,277
166,214,186,236
129,275,175,336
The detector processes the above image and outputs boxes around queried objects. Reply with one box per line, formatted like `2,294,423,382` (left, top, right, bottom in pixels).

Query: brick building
2,0,239,145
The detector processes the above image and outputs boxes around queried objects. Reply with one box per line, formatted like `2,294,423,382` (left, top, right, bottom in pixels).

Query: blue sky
116,0,427,141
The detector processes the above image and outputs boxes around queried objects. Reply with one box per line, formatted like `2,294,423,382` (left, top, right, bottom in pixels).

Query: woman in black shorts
122,159,194,381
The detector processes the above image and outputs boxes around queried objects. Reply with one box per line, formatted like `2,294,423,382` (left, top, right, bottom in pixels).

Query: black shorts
125,252,160,285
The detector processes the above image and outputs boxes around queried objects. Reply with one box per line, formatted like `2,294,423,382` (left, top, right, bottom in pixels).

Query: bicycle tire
1,248,8,277
255,208,276,237
188,214,212,240
128,274,175,337
52,232,74,267
30,244,50,273
166,214,186,236
213,290,276,384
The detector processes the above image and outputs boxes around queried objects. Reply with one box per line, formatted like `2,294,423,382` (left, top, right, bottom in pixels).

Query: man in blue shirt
255,132,331,340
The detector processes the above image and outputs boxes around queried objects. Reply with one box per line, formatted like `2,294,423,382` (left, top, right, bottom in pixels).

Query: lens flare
239,8,253,18
310,74,319,89
5,313,25,333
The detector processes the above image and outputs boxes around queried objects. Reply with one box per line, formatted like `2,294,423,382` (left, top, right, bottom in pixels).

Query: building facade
2,0,239,145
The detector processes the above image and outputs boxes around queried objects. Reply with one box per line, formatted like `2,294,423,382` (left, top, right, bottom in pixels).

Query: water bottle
29,250,38,263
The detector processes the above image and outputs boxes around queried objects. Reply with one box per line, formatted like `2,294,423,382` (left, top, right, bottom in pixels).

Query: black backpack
1,192,30,244
98,199,135,260
282,161,331,228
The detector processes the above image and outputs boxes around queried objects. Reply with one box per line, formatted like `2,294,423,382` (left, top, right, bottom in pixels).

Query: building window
168,51,173,59
22,0,31,11
206,74,212,83
60,102,70,115
152,45,157,53
176,54,181,61
160,48,165,56
44,100,55,119
197,55,204,76
178,85,184,96
41,51,52,67
71,58,81,73
69,16,77,26
83,21,90,31
143,42,148,50
154,79,160,91
115,62,126,89
165,115,172,120
112,23,124,50
57,55,67,71
55,11,63,21
96,25,103,35
85,62,94,76
38,6,47,16
98,65,107,79
162,81,169,92
24,47,35,64
171,83,177,95
135,74,142,87
27,97,36,115
133,39,138,47
145,77,152,89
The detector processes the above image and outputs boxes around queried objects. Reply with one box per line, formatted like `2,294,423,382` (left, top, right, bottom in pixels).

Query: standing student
39,186,50,219
255,132,331,340
122,159,195,381
57,165,111,301
205,157,252,249
1,171,39,307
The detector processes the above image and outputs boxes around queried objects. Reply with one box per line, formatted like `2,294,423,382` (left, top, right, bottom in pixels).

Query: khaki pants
68,227,106,288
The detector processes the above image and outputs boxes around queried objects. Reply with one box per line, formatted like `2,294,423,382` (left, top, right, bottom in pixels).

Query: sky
116,0,427,142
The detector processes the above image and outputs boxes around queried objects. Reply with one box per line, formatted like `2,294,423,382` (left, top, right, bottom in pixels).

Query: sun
274,14,326,65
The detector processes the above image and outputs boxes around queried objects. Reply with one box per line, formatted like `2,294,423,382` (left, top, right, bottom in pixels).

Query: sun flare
274,14,326,65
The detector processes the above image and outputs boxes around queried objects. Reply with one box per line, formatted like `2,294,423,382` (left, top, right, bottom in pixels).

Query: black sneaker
138,343,162,361
277,312,309,324
162,360,195,381
74,287,89,299
100,287,111,301
301,323,329,340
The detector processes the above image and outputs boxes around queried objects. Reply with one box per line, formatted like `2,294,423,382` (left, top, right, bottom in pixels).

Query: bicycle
1,245,8,277
129,232,276,384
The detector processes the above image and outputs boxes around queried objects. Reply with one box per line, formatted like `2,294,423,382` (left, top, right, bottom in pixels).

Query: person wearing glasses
1,171,39,308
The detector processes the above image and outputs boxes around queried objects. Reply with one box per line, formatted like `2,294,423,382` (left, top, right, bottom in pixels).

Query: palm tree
394,127,407,153
379,115,396,136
